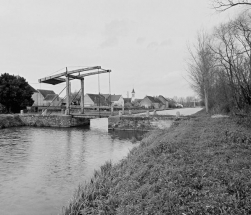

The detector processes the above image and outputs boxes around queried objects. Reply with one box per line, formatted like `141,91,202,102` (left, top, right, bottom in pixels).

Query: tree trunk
204,86,209,113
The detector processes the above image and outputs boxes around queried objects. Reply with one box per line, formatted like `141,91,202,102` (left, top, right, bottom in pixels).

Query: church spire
131,88,135,102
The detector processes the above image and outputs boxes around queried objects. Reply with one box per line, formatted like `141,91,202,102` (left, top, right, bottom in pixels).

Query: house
32,89,60,106
107,95,124,107
102,94,110,100
83,93,108,107
123,98,131,104
158,95,169,109
140,96,164,109
43,94,61,106
132,99,143,107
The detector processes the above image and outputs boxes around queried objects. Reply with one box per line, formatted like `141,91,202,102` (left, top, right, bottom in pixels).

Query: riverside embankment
0,114,90,128
62,111,251,214
0,114,24,128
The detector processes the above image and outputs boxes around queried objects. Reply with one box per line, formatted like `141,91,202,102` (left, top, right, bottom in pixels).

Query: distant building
140,96,164,109
32,89,61,106
102,94,110,100
83,93,108,107
108,95,124,107
43,94,61,106
158,95,169,108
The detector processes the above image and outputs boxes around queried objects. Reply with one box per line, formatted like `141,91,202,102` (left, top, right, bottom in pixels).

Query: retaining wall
108,115,177,131
19,114,90,127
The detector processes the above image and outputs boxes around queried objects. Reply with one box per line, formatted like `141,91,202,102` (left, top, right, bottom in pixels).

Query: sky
0,0,239,99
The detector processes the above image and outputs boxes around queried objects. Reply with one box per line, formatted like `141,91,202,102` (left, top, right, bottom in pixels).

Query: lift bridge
38,66,111,118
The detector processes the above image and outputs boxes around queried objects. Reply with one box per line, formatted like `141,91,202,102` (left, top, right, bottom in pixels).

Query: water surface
0,118,143,215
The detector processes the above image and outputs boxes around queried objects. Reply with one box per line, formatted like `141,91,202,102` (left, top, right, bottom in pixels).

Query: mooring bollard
129,110,132,115
119,110,122,116
61,109,64,114
176,111,180,117
20,110,24,115
146,110,150,117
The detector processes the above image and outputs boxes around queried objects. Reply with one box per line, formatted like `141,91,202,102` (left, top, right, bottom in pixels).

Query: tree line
188,2,251,113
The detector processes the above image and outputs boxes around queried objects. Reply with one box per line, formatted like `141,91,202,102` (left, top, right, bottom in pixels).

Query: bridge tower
39,66,111,115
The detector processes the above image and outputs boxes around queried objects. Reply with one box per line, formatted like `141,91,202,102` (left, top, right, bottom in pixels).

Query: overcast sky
0,0,239,99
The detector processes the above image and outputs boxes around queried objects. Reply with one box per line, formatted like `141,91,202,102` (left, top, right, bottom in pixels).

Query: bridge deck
71,113,111,118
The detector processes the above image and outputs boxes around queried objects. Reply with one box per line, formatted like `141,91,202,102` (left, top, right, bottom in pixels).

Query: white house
32,89,61,106
83,94,108,107
108,95,124,107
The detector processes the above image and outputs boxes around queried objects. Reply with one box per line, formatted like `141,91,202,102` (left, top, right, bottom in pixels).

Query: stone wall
19,114,90,127
108,115,176,131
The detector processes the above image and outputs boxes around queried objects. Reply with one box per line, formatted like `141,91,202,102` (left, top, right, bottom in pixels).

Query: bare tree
187,32,215,113
212,0,251,11
210,13,251,110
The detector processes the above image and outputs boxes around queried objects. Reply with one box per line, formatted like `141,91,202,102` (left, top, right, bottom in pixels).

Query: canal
0,118,145,215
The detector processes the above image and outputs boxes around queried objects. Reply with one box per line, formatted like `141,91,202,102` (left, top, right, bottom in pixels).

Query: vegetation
0,115,24,129
212,0,251,11
62,112,251,214
187,11,251,114
0,73,34,113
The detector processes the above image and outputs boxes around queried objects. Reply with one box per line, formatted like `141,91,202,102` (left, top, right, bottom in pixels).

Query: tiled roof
102,94,110,99
29,85,37,93
108,95,122,102
135,99,142,103
37,89,56,98
159,95,168,101
44,94,58,101
145,96,163,104
165,97,176,103
123,98,131,103
87,94,108,105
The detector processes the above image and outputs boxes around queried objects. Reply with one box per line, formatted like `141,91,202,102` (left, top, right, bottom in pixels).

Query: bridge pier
19,114,90,127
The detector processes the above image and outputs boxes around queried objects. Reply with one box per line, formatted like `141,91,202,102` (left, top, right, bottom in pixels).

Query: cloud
160,39,172,47
147,39,173,50
147,42,159,50
100,37,119,48
136,37,145,44
104,20,129,37
100,19,135,49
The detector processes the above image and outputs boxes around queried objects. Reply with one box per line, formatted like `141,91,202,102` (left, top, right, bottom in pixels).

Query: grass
62,113,251,215
0,114,24,129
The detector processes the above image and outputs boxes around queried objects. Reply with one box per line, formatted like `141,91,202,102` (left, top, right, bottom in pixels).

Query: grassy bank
62,113,251,215
0,114,24,129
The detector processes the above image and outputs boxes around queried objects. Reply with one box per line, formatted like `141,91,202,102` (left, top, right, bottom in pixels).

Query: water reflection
0,118,144,215
109,130,147,142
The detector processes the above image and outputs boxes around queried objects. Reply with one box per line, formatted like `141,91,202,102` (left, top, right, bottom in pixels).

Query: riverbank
0,114,24,129
62,111,251,214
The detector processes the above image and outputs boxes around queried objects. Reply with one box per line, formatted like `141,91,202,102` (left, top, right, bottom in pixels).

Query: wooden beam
67,74,83,80
78,70,111,78
38,66,101,83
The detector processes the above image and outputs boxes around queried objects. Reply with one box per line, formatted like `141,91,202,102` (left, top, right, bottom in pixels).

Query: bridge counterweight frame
38,66,111,115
